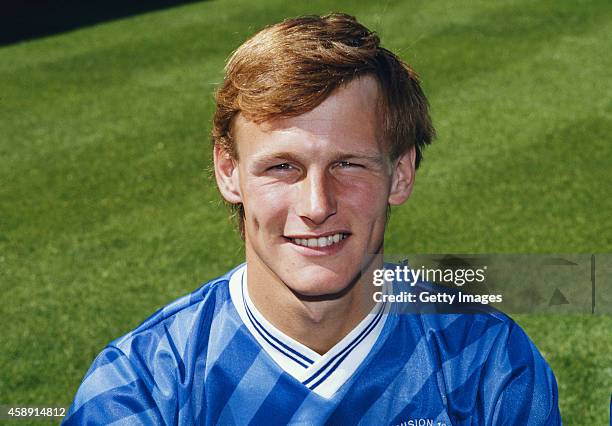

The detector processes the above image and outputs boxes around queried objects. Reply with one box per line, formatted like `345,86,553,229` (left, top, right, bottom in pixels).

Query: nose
296,170,337,225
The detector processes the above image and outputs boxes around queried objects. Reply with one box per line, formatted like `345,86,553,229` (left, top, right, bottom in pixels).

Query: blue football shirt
63,264,561,425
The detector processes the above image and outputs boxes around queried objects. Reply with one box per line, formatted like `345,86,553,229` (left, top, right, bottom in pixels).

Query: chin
282,267,357,299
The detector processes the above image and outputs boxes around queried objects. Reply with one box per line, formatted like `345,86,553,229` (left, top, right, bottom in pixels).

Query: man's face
215,76,415,297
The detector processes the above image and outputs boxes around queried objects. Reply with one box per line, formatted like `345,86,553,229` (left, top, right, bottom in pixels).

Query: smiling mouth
289,233,349,248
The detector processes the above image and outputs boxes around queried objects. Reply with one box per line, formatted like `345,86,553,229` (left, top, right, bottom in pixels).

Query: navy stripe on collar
303,302,386,389
242,278,314,368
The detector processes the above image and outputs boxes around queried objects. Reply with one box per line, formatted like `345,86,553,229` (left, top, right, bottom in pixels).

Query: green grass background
1,0,611,424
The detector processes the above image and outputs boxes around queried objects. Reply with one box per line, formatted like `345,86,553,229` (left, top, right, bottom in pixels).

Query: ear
388,145,416,205
213,144,242,204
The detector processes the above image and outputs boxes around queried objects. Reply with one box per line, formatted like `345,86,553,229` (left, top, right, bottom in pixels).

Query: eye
336,161,363,169
269,163,296,171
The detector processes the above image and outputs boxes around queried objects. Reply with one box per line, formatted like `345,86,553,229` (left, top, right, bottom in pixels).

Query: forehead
232,76,385,158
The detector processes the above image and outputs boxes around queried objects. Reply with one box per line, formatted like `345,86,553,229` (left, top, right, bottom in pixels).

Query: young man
64,14,561,425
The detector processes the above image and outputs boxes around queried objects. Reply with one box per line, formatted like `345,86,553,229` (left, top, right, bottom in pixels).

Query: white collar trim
229,264,389,398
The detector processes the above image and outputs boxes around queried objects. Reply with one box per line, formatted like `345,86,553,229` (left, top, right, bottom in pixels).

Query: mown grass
1,0,611,424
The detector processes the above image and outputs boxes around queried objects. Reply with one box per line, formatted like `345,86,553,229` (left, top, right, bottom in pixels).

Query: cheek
339,179,390,216
243,184,291,229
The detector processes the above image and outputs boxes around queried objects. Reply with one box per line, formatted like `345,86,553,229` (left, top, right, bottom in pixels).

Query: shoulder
63,265,244,425
410,310,560,424
111,264,240,356
390,275,560,423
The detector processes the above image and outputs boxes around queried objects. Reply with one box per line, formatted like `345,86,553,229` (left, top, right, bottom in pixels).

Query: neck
245,252,382,355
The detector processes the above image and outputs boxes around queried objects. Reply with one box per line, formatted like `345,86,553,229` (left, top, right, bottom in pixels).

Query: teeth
292,233,347,248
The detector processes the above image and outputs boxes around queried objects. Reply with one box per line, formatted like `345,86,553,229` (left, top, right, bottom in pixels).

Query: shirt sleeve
62,346,164,425
484,321,561,425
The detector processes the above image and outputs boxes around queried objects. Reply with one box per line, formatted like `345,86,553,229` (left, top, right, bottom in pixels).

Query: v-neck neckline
228,264,390,398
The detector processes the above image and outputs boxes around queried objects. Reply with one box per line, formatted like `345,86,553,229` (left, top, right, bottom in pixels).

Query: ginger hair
211,13,435,234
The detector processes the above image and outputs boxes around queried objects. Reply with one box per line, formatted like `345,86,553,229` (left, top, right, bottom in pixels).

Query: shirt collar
229,264,390,398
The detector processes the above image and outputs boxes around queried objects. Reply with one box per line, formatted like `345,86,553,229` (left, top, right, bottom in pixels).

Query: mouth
286,232,350,248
